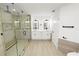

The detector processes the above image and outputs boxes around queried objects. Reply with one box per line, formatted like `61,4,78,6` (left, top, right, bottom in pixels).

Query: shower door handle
0,33,3,36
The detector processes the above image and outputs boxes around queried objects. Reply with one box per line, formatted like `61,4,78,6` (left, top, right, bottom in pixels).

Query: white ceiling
0,3,66,15
16,3,65,14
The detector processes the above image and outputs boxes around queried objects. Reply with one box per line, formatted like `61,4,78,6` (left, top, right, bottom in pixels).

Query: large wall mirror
44,19,49,30
33,20,39,30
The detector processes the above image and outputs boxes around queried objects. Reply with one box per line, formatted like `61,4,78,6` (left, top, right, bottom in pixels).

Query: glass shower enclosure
0,7,31,56
14,14,31,56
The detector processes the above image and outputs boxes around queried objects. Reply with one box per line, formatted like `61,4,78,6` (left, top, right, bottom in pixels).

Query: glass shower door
18,15,31,56
1,11,17,56
14,15,24,56
0,7,31,56
14,15,31,56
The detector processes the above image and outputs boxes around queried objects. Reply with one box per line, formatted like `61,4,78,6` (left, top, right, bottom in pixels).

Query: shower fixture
11,3,16,12
5,5,11,13
6,5,9,12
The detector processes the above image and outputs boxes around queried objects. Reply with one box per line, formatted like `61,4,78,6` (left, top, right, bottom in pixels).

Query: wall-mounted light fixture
62,26,74,28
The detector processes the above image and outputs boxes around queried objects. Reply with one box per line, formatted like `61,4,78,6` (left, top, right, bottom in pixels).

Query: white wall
31,12,52,40
59,4,79,43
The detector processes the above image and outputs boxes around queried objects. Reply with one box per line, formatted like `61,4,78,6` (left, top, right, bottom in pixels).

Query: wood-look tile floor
24,40,64,56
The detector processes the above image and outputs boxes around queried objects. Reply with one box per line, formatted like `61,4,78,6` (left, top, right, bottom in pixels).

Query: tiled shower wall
0,7,5,56
2,11,15,49
0,7,16,55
